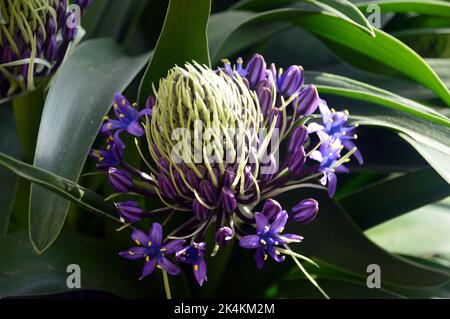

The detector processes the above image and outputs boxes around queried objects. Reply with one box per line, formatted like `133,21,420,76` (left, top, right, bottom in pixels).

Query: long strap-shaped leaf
233,0,375,35
29,40,149,254
0,153,119,224
208,9,450,106
138,0,212,104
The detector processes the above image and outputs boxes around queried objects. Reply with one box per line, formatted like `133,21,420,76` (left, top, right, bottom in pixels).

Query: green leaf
338,168,450,229
357,0,450,18
307,71,450,183
0,105,20,235
208,9,450,106
289,192,450,288
0,232,160,298
138,0,211,105
30,39,149,253
307,71,450,126
0,152,119,223
233,0,377,37
11,87,45,163
366,198,450,258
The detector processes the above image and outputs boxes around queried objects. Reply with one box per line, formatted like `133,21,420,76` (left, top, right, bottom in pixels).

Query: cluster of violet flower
90,54,362,287
0,0,91,100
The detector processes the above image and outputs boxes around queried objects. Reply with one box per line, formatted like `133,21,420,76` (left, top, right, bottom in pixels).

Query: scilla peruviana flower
0,0,91,101
90,54,362,292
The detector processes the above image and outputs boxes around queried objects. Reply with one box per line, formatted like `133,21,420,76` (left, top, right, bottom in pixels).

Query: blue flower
308,99,363,164
176,242,207,286
101,93,152,147
89,135,124,170
119,223,184,279
239,202,303,269
309,134,348,197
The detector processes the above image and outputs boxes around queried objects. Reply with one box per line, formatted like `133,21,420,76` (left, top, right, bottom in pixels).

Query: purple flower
240,203,303,269
89,136,124,170
308,99,363,164
119,224,184,279
309,135,348,197
101,93,152,145
176,242,207,286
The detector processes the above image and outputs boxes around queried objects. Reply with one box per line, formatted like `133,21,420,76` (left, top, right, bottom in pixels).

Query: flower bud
220,188,237,214
292,199,319,224
215,227,233,246
288,126,308,153
261,199,282,222
289,147,306,176
278,65,304,97
117,201,143,223
295,85,319,116
192,198,210,221
246,54,267,88
158,175,177,200
108,167,133,193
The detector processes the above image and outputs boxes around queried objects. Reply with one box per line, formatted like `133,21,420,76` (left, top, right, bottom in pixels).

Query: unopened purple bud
246,54,266,88
57,2,67,28
215,227,233,246
117,201,142,223
257,86,272,115
261,198,282,222
46,18,57,36
192,198,210,221
199,179,217,204
278,65,304,97
145,95,156,110
174,172,189,195
289,147,306,176
186,169,200,189
63,13,77,41
220,187,237,214
222,168,235,188
2,46,15,63
292,199,319,224
288,126,308,153
45,35,58,61
158,175,177,200
108,167,133,193
295,85,319,116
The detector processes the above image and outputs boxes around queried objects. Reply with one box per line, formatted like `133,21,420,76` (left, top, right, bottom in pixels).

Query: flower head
92,54,362,287
0,0,91,101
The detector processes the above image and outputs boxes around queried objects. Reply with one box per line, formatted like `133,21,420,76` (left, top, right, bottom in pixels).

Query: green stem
12,86,45,163
162,270,172,299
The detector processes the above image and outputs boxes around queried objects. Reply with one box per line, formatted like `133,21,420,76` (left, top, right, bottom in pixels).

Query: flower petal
239,235,262,249
255,212,269,234
193,258,207,286
255,246,266,270
159,256,180,276
270,211,288,234
148,222,163,245
268,246,285,263
119,247,147,260
126,120,145,136
327,173,337,198
131,228,149,246
139,258,157,280
162,239,185,254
